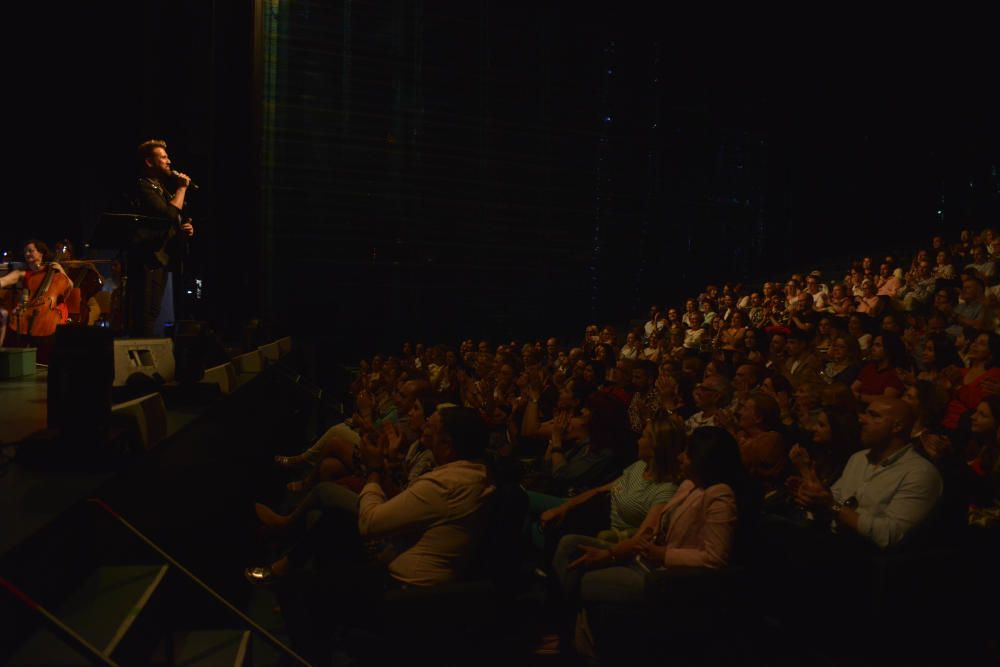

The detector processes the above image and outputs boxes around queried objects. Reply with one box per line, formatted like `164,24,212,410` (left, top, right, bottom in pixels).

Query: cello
9,264,73,338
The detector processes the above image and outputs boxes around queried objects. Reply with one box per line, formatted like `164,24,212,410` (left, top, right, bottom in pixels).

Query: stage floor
0,368,48,448
0,364,260,556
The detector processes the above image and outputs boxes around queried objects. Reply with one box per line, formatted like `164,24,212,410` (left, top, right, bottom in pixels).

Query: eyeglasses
694,383,719,393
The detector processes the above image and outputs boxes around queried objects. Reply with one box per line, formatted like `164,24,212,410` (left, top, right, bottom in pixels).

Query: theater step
152,630,251,667
7,564,168,666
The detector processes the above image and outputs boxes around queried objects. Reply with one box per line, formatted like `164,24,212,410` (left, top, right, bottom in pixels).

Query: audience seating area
248,230,1000,665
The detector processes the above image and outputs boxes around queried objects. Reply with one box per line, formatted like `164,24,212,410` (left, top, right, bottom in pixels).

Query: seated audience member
620,330,641,360
735,391,787,487
643,306,665,341
740,328,766,366
599,325,618,349
681,299,698,328
916,333,962,384
699,297,718,327
812,316,835,359
805,272,828,311
652,371,686,417
765,331,787,372
791,397,943,549
761,373,796,428
788,292,817,337
682,311,707,352
789,406,860,489
900,257,936,311
626,361,659,434
880,312,905,338
601,358,635,408
966,398,1000,510
782,328,823,388
640,329,663,361
965,245,996,284
685,374,731,433
717,310,748,352
764,295,790,333
852,332,907,404
530,390,632,496
877,267,904,298
533,416,684,554
822,334,862,386
717,293,737,323
855,279,884,318
665,307,681,330
902,381,969,535
745,292,766,328
277,381,424,492
784,279,802,311
827,283,855,318
950,275,991,335
258,393,446,533
702,358,733,383
553,427,752,658
732,362,762,410
247,406,496,586
933,249,957,281
942,332,1000,430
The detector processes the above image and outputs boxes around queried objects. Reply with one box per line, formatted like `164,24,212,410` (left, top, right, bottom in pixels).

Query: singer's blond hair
137,139,168,166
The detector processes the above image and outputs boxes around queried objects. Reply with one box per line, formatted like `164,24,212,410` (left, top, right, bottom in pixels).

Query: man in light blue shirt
793,397,942,549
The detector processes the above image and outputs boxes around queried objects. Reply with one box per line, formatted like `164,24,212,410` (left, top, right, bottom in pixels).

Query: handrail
0,575,121,667
87,497,314,667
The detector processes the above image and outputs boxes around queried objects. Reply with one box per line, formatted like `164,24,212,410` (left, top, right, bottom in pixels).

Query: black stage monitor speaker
47,326,114,447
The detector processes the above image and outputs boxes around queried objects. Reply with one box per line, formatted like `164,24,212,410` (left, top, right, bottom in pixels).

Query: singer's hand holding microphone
171,169,199,191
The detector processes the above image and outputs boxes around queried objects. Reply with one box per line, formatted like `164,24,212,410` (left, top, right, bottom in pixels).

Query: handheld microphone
172,170,200,191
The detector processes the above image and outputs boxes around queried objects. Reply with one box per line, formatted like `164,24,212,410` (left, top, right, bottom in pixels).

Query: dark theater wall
259,4,999,357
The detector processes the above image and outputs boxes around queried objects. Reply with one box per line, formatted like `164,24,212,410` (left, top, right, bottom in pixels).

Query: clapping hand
982,377,1000,397
789,443,813,472
359,431,385,471
919,432,952,462
636,536,666,565
790,478,833,512
352,411,374,434
382,421,403,458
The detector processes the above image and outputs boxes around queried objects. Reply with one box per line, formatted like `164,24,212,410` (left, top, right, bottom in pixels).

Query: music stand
91,213,173,252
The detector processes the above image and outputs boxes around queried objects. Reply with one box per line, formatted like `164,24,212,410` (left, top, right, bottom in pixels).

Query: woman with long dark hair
966,396,1000,508
917,332,962,384
789,407,860,489
942,332,1000,430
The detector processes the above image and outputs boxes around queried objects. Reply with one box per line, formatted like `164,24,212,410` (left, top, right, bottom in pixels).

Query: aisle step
8,564,168,666
152,629,251,667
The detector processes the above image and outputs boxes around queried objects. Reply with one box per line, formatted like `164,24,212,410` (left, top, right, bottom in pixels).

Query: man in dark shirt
130,139,195,336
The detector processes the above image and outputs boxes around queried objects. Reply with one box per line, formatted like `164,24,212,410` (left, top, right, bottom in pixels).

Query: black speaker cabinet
47,326,114,447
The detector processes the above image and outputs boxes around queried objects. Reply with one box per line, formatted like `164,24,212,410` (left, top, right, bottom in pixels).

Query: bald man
792,398,942,549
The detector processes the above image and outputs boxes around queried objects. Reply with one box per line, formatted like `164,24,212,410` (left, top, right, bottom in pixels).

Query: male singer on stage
130,139,195,337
